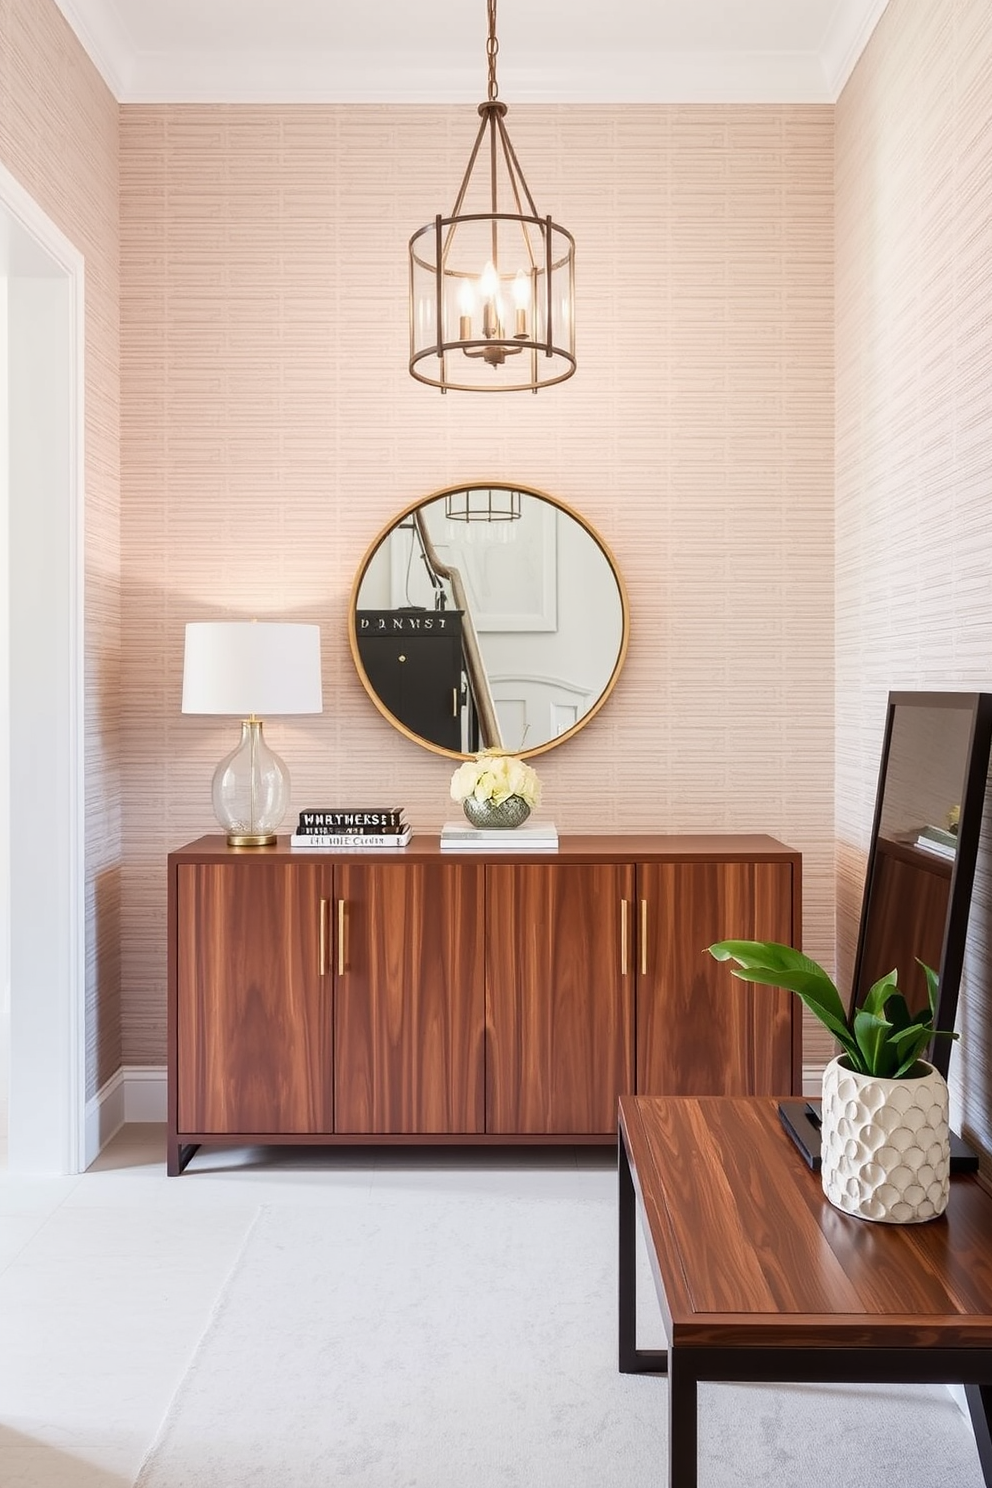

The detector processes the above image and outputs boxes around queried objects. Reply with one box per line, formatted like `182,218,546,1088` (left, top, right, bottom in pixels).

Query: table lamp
182,621,323,845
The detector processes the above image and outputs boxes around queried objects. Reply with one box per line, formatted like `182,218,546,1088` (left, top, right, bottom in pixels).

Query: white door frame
0,159,86,1173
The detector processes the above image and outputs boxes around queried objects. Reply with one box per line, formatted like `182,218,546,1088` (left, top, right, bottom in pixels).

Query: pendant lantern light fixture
408,0,576,393
444,485,522,523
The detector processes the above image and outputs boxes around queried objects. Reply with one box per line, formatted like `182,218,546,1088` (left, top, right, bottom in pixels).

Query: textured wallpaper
836,0,992,1166
120,103,835,1068
0,0,121,1097
7,0,992,1148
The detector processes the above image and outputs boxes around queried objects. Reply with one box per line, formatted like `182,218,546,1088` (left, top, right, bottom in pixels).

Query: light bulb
481,261,501,338
458,280,474,340
512,270,530,337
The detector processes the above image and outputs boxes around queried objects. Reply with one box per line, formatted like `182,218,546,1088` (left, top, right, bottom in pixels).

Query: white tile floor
0,1127,620,1487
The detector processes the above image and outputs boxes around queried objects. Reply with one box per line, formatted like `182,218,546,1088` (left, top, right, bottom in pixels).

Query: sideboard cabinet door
333,861,485,1134
175,861,333,1134
636,860,795,1097
485,862,635,1135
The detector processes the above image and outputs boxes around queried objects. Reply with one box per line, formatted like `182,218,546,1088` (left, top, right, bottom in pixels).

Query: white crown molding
46,0,890,106
51,0,135,98
51,2,886,106
118,50,833,106
820,0,891,99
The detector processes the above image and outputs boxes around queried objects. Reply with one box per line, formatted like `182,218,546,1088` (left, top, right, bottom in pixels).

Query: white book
290,828,411,849
440,819,558,850
914,835,954,860
440,839,559,851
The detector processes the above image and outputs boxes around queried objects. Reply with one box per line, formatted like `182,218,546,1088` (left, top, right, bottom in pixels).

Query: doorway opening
0,161,85,1173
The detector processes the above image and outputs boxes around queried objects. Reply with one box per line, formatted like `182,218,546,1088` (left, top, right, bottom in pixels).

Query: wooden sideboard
167,833,802,1173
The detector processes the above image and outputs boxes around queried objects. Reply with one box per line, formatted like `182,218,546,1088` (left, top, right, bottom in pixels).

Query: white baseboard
802,1064,824,1097
84,1065,166,1167
123,1064,168,1122
92,1068,823,1159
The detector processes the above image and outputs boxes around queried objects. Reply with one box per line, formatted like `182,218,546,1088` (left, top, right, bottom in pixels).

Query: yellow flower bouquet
450,749,541,828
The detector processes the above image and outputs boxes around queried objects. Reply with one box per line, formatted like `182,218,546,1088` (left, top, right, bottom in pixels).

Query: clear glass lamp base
211,718,289,846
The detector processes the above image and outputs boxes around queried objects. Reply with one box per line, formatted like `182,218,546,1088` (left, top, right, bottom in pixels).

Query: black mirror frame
851,689,992,1076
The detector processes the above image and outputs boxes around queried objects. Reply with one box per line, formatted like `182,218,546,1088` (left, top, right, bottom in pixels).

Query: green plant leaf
860,969,899,1020
889,1020,931,1050
879,990,914,1035
852,1007,898,1077
706,942,958,1081
707,941,859,1064
891,1033,932,1078
920,960,940,1017
708,941,825,978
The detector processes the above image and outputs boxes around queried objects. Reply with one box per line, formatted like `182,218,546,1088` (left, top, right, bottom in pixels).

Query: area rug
135,1188,985,1487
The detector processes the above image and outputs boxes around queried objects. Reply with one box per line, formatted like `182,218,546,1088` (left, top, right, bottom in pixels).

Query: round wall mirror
349,482,629,759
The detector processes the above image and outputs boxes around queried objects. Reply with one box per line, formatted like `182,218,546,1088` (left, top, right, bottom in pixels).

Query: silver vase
462,794,532,829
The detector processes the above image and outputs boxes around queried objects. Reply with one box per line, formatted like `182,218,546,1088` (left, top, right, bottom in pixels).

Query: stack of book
290,808,411,849
439,820,558,852
914,823,957,860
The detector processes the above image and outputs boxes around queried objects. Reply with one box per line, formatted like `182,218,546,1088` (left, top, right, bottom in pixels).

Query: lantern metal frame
409,1,576,393
444,486,523,523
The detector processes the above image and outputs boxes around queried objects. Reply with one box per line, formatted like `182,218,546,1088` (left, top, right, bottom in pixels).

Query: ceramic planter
820,1054,950,1223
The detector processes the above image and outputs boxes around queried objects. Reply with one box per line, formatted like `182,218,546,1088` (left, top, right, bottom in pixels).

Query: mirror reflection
853,693,992,1031
351,484,628,757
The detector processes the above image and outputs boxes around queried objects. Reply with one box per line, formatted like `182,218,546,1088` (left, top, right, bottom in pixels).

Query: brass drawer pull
620,899,629,976
319,898,329,976
640,898,648,976
337,899,346,976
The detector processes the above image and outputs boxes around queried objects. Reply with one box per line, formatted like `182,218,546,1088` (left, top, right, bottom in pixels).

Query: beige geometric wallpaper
120,103,835,1069
0,0,121,1095
836,0,992,1168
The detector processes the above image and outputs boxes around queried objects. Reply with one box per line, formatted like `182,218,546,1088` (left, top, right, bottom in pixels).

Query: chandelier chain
486,0,499,102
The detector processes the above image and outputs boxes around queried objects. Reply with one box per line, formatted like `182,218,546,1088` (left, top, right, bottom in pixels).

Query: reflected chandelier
408,0,576,394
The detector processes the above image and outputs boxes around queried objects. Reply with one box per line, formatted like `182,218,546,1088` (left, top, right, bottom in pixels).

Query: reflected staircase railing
412,509,503,750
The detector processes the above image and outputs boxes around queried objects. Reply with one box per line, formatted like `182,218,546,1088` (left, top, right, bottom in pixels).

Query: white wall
0,173,86,1171
836,0,992,1171
0,266,8,1141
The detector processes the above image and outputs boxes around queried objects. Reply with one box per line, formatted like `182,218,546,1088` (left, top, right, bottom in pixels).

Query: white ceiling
53,0,890,105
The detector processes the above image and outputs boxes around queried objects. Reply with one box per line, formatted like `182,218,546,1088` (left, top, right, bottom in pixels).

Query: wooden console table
167,834,800,1173
618,1095,992,1488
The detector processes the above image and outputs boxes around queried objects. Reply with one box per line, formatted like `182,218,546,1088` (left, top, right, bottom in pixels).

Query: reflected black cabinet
356,609,466,750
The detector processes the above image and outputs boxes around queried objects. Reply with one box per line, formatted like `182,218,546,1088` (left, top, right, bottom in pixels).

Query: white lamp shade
182,622,323,716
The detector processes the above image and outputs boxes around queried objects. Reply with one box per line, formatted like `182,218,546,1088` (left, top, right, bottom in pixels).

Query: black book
297,808,405,834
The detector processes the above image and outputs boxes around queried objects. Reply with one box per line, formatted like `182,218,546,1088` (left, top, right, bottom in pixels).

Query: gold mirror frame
348,482,629,760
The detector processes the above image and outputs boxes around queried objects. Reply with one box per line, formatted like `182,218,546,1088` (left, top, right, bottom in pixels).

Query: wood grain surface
856,837,951,1014
170,833,801,865
176,861,333,1134
333,861,485,1134
636,861,795,1097
485,862,635,1134
620,1095,992,1351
